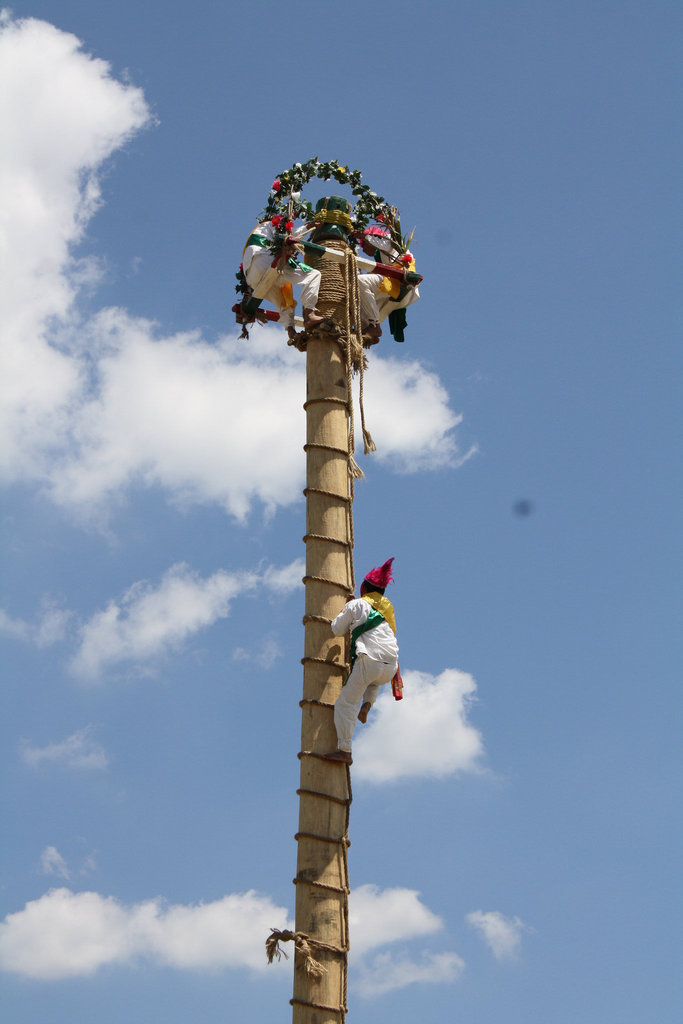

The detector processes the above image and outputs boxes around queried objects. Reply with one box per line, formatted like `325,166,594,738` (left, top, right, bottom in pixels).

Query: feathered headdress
364,557,395,589
363,226,391,239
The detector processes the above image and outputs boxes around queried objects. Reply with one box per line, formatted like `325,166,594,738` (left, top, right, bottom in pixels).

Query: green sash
246,233,313,272
349,608,386,669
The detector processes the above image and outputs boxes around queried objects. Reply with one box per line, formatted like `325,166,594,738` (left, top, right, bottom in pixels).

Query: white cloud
0,608,30,641
79,851,98,876
0,601,72,647
80,854,98,876
0,15,469,524
466,910,530,960
22,312,466,523
261,558,305,594
353,668,485,783
361,357,477,472
349,884,443,955
233,635,283,669
48,315,307,520
356,950,465,997
40,847,70,880
349,886,464,997
0,883,456,985
68,559,306,680
21,726,109,770
0,887,291,980
142,894,290,972
0,13,150,484
34,603,72,647
70,562,257,680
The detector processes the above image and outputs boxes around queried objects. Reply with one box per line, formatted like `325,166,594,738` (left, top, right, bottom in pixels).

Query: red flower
400,253,413,264
376,213,385,222
271,215,283,227
239,262,243,271
285,220,294,232
272,179,281,192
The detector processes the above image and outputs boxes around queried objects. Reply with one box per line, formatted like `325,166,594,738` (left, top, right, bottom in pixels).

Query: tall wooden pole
292,238,356,1023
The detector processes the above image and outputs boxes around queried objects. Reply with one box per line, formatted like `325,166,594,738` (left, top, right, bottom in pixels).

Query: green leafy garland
235,159,412,302
263,158,411,254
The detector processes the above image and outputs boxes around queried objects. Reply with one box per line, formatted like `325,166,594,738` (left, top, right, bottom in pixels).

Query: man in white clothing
357,227,420,342
242,220,324,339
323,558,399,765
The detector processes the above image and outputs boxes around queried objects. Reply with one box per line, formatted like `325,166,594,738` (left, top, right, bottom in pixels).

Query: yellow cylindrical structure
293,242,355,1024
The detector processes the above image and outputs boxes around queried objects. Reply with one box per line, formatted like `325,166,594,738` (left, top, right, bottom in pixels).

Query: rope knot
266,928,327,979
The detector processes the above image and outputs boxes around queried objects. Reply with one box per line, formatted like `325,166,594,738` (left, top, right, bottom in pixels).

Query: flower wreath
235,158,413,300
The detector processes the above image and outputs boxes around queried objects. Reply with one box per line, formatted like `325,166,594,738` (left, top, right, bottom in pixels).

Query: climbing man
322,558,399,765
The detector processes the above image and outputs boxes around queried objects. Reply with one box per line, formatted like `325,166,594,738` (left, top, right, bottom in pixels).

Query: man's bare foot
303,307,325,327
357,702,372,724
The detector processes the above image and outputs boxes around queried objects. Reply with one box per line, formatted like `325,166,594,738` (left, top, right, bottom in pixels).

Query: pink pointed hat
364,557,395,589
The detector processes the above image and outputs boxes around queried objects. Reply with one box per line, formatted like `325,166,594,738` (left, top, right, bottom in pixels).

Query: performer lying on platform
323,558,399,765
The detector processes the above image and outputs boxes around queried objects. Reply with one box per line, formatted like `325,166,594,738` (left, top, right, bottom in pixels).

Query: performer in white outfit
323,558,399,764
242,220,323,337
357,227,420,342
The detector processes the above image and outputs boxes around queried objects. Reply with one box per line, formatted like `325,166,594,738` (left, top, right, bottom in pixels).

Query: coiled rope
267,761,353,1020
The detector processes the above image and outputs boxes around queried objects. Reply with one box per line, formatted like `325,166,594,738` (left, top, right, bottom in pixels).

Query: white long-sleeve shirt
331,598,399,664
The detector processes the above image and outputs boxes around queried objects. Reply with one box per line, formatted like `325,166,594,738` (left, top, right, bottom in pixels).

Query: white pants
358,274,420,325
334,653,398,752
357,275,381,325
244,251,321,327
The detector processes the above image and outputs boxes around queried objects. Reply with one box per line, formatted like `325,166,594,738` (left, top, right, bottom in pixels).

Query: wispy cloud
80,853,98,877
0,609,30,641
466,909,531,960
261,558,305,595
68,559,304,681
0,602,72,647
354,668,485,783
350,886,466,995
21,726,109,770
40,847,70,880
34,604,73,647
356,950,465,997
70,562,255,679
233,635,283,669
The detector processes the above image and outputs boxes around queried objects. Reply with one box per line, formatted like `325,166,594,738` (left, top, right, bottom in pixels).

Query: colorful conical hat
364,557,394,589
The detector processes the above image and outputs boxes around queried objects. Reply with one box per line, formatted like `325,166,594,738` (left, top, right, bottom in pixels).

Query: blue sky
1,2,681,1022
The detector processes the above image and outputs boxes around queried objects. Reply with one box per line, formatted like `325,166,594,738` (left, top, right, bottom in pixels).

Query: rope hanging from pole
341,248,376,458
266,929,327,979
305,237,376,485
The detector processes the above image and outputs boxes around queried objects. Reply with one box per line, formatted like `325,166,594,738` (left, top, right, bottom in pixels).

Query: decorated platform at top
234,159,422,344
